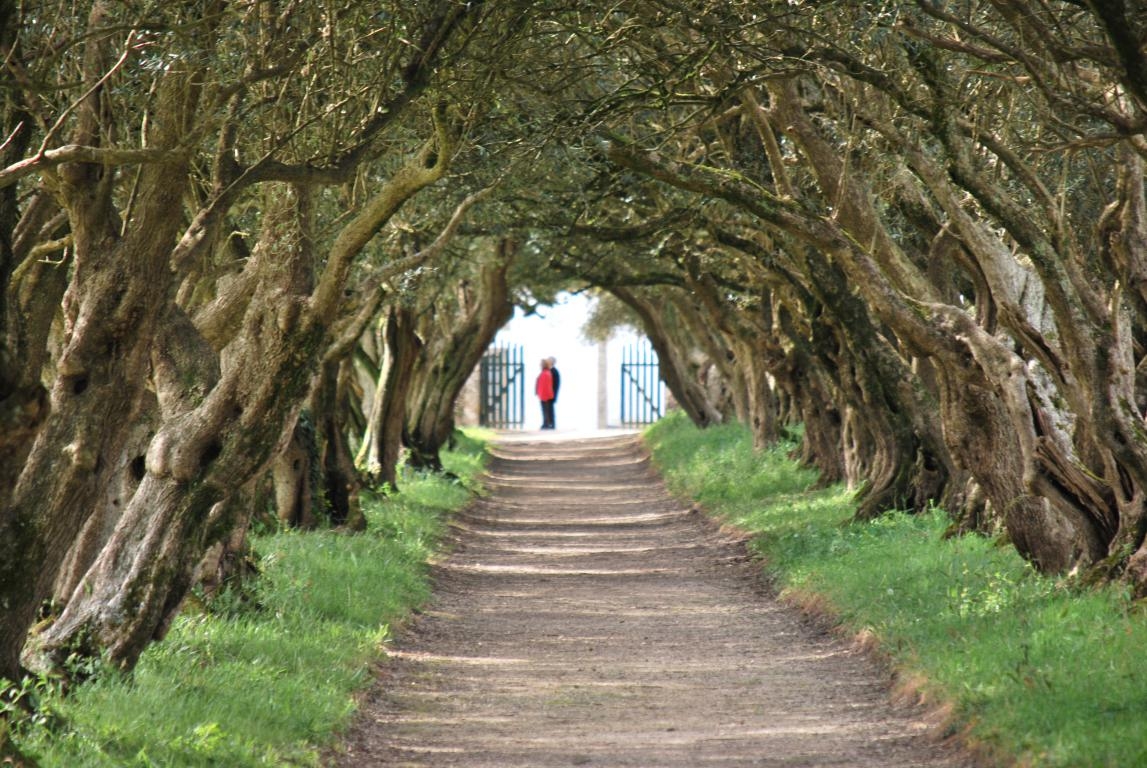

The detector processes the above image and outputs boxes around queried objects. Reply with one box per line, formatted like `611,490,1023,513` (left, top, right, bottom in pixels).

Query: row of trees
0,0,547,684
2,0,1147,690
559,0,1147,588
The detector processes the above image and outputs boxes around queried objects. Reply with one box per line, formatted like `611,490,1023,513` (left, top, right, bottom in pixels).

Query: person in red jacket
536,358,555,429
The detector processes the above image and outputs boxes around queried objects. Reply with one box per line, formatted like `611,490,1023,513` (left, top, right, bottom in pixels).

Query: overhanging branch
0,145,176,189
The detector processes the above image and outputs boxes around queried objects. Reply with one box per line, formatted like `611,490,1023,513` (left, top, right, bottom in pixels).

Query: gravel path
332,433,971,767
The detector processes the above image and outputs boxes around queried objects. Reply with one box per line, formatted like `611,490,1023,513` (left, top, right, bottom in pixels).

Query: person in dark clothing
547,356,560,428
536,358,555,429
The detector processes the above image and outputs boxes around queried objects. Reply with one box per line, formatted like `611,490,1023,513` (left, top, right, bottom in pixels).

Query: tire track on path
333,433,971,767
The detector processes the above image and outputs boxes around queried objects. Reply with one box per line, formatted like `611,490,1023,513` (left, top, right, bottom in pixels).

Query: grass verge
644,411,1147,768
8,430,489,767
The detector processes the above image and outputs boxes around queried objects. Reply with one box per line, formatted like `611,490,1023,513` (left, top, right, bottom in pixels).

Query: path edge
633,432,1004,768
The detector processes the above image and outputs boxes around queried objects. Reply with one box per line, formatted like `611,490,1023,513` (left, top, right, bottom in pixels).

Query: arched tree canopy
3,0,1147,679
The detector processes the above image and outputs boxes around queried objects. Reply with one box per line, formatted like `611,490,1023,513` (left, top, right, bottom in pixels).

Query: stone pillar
597,340,609,429
456,366,482,427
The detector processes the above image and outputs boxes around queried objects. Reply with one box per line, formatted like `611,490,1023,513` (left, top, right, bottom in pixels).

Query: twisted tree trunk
32,113,456,671
0,34,201,679
369,306,423,490
30,183,319,670
405,241,515,471
312,357,365,529
609,285,724,428
769,77,1107,566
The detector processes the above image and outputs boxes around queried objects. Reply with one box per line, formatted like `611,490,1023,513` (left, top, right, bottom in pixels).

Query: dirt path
332,433,970,767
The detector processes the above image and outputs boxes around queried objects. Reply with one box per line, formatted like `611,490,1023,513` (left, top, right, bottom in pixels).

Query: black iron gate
620,341,663,425
479,344,525,428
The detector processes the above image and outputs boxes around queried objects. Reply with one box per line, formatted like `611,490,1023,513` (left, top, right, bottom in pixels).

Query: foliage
579,290,642,343
646,411,1147,768
6,433,487,767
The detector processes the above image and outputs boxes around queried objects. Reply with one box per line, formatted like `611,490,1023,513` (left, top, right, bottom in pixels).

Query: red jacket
536,369,554,401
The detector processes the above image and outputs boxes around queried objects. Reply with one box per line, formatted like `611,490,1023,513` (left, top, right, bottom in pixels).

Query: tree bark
52,404,155,604
0,27,202,679
0,6,44,509
372,305,423,490
32,107,455,669
272,411,319,530
311,357,365,529
405,240,515,470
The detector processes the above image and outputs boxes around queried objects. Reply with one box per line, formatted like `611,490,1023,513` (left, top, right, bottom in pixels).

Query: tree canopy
3,0,1147,682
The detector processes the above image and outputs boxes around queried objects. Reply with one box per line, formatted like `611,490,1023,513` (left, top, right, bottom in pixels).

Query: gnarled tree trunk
29,183,318,670
33,112,456,670
0,37,202,680
769,75,1108,565
405,240,515,470
303,355,367,530
610,285,724,428
272,411,319,530
368,305,423,490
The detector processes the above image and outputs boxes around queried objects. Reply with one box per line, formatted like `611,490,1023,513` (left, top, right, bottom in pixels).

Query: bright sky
496,292,647,431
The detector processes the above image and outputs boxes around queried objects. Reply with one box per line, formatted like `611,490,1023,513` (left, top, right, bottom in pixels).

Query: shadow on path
332,433,970,767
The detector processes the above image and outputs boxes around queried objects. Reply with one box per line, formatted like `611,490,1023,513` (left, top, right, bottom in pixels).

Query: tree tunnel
3,0,1147,683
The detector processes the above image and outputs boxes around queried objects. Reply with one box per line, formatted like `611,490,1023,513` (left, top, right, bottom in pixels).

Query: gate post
597,340,608,429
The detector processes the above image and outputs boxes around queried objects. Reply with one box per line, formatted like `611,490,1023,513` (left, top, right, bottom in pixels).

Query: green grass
9,432,487,767
645,411,1147,768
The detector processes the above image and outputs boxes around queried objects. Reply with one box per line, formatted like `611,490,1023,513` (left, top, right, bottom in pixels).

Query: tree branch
0,144,175,189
